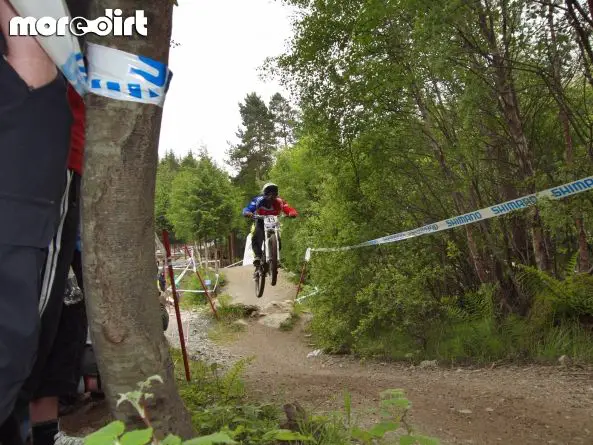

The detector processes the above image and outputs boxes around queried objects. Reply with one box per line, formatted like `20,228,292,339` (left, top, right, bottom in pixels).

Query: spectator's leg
0,245,45,431
25,172,80,445
0,409,26,445
18,170,76,404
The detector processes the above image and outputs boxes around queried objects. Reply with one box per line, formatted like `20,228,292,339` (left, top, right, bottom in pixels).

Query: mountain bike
252,214,283,298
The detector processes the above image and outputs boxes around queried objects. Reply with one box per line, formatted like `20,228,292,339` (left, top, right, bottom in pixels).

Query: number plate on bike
264,216,278,229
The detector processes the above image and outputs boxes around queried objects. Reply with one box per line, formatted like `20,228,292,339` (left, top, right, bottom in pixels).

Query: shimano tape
86,42,173,107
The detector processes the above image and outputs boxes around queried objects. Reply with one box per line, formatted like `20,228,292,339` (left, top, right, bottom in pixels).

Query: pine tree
227,93,277,199
269,92,297,148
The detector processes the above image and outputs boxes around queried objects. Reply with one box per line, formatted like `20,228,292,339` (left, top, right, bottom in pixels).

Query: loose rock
165,307,239,369
258,312,292,329
419,360,438,369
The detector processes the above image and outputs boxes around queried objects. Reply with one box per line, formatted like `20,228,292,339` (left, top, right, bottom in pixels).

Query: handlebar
248,214,296,220
251,214,283,220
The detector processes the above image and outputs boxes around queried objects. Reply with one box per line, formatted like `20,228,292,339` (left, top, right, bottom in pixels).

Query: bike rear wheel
270,235,278,286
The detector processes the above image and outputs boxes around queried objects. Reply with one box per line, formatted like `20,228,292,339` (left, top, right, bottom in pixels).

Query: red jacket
67,84,85,175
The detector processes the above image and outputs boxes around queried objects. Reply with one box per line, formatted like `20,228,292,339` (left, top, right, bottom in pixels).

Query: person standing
0,0,72,442
18,83,86,445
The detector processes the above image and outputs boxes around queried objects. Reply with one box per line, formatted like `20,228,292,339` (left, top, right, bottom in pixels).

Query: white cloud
158,0,296,170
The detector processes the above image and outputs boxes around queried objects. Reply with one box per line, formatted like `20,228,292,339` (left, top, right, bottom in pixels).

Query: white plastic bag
8,0,86,95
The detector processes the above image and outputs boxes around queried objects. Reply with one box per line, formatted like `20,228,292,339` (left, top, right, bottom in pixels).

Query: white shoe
54,430,84,445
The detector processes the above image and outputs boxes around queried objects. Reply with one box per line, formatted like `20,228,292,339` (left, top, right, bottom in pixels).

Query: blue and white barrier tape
61,44,173,107
296,287,320,303
85,43,173,107
305,176,593,261
60,50,87,97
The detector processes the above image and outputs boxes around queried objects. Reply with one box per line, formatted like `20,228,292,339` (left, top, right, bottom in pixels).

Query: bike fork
276,228,281,264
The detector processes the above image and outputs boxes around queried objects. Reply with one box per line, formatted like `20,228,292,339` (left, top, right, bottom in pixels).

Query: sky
158,0,297,170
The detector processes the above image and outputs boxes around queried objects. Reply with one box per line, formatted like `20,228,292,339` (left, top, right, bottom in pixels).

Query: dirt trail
221,266,593,445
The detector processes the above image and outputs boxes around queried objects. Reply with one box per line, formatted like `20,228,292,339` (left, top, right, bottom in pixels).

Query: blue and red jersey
242,195,298,217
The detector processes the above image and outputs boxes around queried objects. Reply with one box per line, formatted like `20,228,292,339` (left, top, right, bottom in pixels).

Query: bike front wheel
254,266,266,298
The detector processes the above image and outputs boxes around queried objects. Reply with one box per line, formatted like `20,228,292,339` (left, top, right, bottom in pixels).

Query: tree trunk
231,231,237,262
204,238,210,270
82,0,194,438
193,241,201,266
473,0,553,273
547,4,590,272
411,84,492,283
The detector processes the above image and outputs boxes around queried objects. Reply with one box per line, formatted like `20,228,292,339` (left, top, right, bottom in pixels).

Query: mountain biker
242,183,297,266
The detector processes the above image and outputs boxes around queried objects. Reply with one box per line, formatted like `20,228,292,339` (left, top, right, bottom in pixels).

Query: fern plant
516,258,593,319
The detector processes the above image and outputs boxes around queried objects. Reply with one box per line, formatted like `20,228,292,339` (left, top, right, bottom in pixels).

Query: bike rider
242,183,298,266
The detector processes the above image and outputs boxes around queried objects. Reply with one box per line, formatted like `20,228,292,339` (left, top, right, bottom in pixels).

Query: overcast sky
158,0,297,169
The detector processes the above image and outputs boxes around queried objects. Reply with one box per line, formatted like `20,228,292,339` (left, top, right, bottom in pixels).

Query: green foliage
168,154,236,243
83,374,237,445
84,421,126,445
213,295,254,322
227,93,280,201
155,148,244,253
424,281,593,364
155,150,180,237
267,136,328,271
205,296,258,343
178,269,225,309
269,93,298,148
253,0,593,366
517,265,593,318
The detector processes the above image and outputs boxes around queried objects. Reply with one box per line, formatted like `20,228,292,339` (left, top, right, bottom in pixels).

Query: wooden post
194,267,219,320
163,230,191,382
295,261,308,300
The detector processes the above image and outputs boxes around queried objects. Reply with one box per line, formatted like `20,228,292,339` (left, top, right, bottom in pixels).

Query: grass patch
171,348,250,405
207,294,257,344
215,294,255,322
208,322,246,345
176,268,226,310
170,348,282,438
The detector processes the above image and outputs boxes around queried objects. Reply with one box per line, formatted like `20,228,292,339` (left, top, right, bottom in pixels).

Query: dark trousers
0,245,45,445
0,52,71,433
16,172,88,408
252,220,283,260
252,220,265,259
